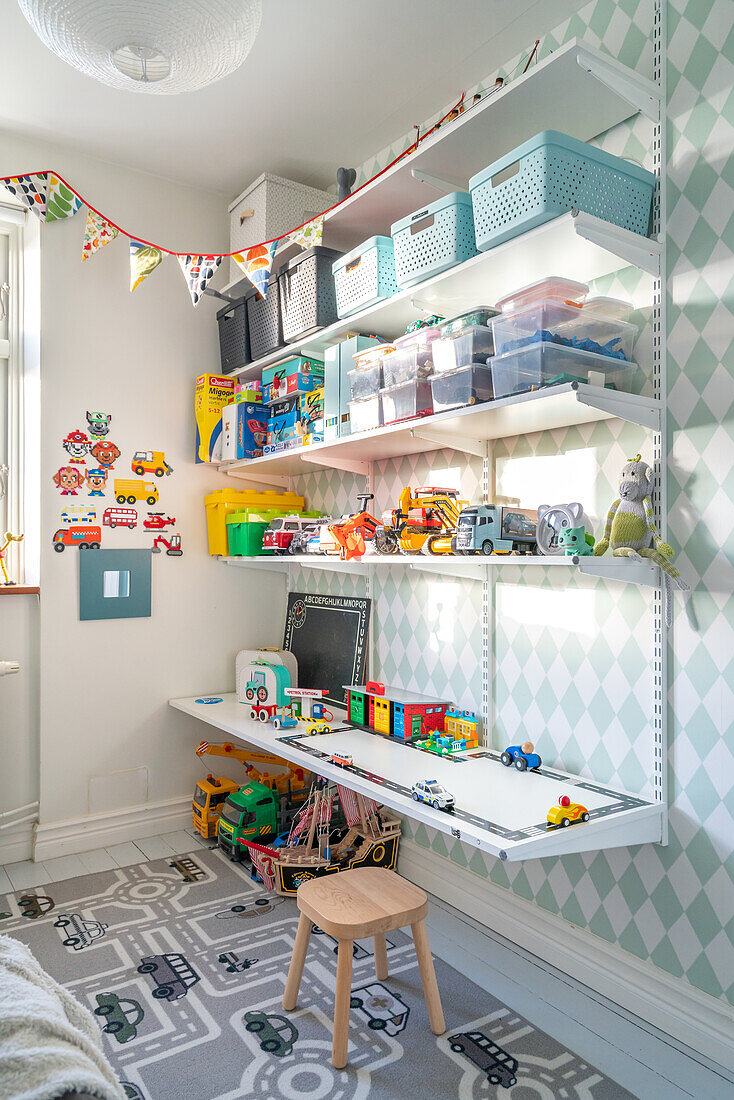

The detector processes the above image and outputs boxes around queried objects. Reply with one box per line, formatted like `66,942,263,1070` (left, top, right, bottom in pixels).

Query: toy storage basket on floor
469,130,656,251
391,192,477,290
279,246,343,343
247,275,284,360
217,296,252,374
333,236,398,318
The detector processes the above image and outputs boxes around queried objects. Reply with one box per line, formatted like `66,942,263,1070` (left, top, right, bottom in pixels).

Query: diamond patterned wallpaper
289,0,734,1009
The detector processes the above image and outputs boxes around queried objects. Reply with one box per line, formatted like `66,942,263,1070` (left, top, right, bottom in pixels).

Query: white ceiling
0,0,587,199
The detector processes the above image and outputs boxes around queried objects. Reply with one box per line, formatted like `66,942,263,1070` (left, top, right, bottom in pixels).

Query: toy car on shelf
411,779,455,811
547,794,590,828
298,718,331,735
330,751,354,768
500,741,542,771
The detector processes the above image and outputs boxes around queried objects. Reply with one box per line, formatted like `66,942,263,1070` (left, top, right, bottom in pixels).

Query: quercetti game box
195,374,235,462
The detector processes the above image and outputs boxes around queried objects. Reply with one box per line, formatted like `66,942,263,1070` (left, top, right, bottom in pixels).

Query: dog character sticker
90,440,121,471
86,411,111,440
85,467,108,496
53,466,84,495
63,429,92,464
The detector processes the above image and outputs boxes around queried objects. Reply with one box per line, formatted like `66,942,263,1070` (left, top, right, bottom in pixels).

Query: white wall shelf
169,695,664,863
220,382,660,481
224,211,657,383
220,554,660,588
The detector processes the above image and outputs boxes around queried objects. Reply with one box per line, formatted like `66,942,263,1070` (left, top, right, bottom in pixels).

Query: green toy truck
217,779,309,861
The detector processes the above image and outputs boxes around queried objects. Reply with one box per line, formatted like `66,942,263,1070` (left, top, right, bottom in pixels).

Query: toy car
500,741,542,771
298,718,331,735
547,794,590,828
411,779,455,811
270,710,298,730
330,751,354,768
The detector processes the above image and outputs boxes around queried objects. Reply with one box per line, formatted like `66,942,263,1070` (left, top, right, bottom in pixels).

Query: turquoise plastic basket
469,131,655,251
332,236,398,318
391,192,477,289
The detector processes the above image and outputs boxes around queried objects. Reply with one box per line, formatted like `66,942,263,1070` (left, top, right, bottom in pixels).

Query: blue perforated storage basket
332,236,398,318
469,130,655,251
391,192,477,290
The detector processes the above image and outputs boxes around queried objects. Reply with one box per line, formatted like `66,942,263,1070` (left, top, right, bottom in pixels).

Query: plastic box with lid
348,393,382,434
205,488,305,556
492,300,637,362
490,342,634,400
430,364,494,411
381,379,434,424
385,326,442,387
433,307,499,373
348,343,395,400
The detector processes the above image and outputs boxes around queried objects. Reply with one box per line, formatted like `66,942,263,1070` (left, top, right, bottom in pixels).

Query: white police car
411,779,455,811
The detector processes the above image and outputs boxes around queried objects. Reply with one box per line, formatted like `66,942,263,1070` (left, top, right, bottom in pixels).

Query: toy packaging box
195,374,236,462
267,395,301,445
299,386,324,429
222,401,268,460
262,356,325,403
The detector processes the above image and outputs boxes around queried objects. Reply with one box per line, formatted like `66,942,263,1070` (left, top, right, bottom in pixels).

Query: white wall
0,132,287,854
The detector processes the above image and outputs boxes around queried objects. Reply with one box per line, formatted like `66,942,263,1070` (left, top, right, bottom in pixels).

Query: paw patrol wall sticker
53,466,84,495
90,440,121,470
86,411,111,440
63,429,92,464
85,467,108,496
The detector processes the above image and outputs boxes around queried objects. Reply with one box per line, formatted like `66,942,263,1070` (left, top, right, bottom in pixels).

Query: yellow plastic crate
205,488,304,556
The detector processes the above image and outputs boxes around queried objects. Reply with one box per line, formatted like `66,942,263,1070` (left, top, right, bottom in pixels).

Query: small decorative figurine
558,525,595,556
0,530,24,585
594,453,689,624
336,167,356,201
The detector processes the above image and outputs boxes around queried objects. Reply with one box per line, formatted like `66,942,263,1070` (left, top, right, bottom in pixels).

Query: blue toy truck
453,504,536,555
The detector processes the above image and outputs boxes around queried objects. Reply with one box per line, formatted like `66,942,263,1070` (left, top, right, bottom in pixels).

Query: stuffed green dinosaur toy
594,453,688,623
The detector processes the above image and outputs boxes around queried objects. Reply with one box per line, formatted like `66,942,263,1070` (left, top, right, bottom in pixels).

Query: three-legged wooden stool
283,867,445,1068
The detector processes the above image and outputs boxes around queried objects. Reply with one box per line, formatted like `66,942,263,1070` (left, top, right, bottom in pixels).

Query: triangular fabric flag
177,254,222,306
232,239,278,298
82,208,119,261
45,175,83,222
130,240,163,292
2,173,48,219
287,215,324,250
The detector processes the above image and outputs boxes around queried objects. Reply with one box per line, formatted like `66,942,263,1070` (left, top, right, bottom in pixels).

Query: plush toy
558,525,594,556
594,453,688,623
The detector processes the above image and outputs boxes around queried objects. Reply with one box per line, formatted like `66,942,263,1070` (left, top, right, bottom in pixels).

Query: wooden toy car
500,741,542,771
547,794,590,828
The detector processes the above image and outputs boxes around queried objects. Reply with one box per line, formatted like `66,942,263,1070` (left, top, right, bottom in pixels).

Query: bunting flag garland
3,173,48,219
287,214,324,250
232,239,278,298
81,208,119,261
45,174,83,222
177,254,223,306
130,240,163,292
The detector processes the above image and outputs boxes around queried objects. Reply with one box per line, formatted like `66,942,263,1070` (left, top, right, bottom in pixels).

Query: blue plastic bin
469,131,655,252
333,236,398,318
391,192,477,290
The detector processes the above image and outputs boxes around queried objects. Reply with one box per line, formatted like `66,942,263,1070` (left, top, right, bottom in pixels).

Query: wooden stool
283,867,445,1068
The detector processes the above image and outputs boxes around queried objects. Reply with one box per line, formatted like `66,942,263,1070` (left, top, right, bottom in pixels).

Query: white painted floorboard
5,860,52,891
77,848,118,874
42,854,89,883
133,835,177,860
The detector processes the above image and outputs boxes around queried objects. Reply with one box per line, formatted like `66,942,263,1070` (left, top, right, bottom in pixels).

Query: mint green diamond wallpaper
291,0,733,1010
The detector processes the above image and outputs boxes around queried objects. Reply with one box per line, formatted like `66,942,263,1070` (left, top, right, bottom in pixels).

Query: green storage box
226,510,281,556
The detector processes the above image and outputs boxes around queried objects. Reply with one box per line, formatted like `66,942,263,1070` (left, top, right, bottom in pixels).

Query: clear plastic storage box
492,298,637,362
430,364,494,411
433,307,498,373
490,342,634,400
381,379,434,424
348,393,382,433
385,326,442,386
348,343,395,400
495,277,588,311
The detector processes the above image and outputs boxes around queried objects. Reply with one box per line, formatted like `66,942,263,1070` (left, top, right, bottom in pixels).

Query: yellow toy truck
131,450,173,478
114,479,159,506
373,486,468,555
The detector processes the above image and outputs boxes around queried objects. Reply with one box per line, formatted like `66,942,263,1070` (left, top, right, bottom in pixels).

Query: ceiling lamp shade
17,0,263,94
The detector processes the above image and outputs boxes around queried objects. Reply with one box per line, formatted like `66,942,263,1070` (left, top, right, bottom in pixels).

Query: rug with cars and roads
1,844,637,1099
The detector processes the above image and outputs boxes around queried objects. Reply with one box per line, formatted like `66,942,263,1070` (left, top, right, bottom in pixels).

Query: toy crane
0,531,24,585
192,740,310,839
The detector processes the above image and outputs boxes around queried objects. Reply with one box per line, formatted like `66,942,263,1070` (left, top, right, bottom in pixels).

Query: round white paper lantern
17,0,263,94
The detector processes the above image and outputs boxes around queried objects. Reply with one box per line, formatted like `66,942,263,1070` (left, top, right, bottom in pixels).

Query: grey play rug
1,846,636,1099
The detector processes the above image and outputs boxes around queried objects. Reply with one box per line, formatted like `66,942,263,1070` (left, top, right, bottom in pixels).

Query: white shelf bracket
299,452,370,477
410,427,486,458
410,168,466,193
573,384,661,431
576,49,661,121
222,468,291,489
575,557,660,589
571,210,662,277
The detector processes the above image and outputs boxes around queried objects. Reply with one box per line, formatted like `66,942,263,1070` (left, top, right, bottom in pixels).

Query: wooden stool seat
283,867,445,1069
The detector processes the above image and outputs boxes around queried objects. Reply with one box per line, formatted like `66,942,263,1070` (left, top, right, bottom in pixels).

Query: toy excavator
373,486,468,555
329,492,380,560
192,740,311,839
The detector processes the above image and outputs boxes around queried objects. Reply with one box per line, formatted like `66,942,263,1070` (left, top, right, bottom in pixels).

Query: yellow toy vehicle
131,450,173,478
374,486,468,555
114,478,159,506
547,794,590,828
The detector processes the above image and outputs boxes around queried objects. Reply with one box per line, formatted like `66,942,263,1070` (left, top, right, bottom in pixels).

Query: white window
0,196,40,586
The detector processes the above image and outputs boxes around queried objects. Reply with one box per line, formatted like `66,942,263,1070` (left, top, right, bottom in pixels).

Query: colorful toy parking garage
345,681,479,751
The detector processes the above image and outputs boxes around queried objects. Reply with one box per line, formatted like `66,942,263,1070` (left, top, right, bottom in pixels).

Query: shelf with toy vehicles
373,485,469,556
170,693,664,862
193,738,311,838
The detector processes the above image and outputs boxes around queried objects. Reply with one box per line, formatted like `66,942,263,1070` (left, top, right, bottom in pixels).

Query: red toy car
263,516,314,555
143,513,176,531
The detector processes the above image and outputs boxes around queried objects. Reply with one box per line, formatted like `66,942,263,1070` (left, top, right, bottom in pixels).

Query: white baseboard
0,823,34,866
399,838,734,1075
32,796,193,861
